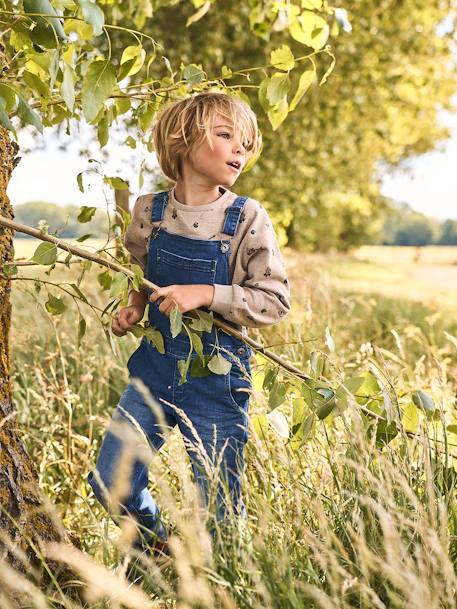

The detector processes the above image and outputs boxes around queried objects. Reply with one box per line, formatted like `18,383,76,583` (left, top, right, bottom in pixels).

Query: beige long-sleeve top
124,186,291,329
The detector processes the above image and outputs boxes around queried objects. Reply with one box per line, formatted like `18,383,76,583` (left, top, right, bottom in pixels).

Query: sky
6,109,457,221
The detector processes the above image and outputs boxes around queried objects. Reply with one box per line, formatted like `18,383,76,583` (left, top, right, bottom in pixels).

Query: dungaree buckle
220,241,230,253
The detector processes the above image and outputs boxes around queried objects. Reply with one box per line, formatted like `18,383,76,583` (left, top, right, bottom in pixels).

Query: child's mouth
227,161,241,173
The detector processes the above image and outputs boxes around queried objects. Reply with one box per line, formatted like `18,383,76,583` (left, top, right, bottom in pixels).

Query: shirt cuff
209,284,233,317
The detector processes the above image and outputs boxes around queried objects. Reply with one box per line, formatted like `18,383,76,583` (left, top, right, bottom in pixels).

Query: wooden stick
0,214,309,380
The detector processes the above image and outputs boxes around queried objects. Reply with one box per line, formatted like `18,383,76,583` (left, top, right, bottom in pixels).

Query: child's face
183,113,247,187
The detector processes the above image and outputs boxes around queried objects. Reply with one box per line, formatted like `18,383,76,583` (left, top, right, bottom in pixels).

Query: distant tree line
378,201,457,246
14,202,110,239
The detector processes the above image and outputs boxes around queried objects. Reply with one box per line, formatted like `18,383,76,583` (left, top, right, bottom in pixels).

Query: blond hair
152,91,262,183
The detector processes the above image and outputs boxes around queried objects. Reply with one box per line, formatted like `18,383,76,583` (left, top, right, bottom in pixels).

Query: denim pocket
226,357,252,411
156,248,217,285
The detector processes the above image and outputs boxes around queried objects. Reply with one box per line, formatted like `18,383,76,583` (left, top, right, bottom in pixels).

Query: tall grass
3,246,457,607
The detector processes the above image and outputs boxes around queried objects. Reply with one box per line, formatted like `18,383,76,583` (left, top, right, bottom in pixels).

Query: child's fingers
111,317,126,336
158,295,176,316
149,288,167,306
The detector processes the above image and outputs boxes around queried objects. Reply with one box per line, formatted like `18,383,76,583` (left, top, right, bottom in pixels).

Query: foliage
379,200,457,247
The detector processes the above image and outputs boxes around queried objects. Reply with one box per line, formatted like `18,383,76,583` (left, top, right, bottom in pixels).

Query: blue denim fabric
87,190,253,546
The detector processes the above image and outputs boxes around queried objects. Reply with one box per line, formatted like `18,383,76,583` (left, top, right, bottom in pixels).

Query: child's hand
149,284,215,317
112,304,145,337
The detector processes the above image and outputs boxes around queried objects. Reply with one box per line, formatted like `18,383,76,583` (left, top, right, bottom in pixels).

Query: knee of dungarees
87,468,112,509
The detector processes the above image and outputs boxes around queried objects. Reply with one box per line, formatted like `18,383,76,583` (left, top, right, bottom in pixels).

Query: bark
0,126,80,603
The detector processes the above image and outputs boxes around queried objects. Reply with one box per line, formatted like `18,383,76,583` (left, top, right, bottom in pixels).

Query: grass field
5,239,457,608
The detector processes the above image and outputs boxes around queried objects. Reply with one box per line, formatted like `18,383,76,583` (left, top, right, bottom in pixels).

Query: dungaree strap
221,196,248,237
150,190,169,222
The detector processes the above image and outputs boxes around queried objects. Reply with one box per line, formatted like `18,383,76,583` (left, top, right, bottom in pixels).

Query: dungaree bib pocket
156,248,217,285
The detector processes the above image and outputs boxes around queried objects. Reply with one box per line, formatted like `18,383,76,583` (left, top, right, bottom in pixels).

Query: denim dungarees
88,189,253,544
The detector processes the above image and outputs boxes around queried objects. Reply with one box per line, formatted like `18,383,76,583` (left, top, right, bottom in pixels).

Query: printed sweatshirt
124,186,291,329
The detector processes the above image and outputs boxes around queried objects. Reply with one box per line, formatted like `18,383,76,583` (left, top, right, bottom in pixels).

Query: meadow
5,239,457,608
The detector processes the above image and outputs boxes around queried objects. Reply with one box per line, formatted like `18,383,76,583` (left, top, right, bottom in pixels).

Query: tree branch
0,214,310,380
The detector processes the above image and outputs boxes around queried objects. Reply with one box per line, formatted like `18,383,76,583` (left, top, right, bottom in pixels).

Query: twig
0,214,309,379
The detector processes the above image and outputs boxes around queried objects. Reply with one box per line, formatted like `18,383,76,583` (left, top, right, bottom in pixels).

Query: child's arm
208,201,291,328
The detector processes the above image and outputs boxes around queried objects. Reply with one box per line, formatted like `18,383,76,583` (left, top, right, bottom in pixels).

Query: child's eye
218,132,231,139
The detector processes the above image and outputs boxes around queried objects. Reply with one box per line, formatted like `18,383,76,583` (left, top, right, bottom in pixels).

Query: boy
87,91,291,565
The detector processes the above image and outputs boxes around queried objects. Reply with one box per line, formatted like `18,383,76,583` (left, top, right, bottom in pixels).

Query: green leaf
23,70,49,98
32,242,57,265
81,60,116,123
291,413,315,449
2,264,18,277
258,78,272,113
97,270,112,290
207,353,232,375
61,64,76,112
117,58,136,82
190,331,203,357
269,379,287,410
190,355,211,378
109,272,128,297
97,113,108,147
77,0,105,36
266,73,290,105
267,98,289,130
412,390,436,415
17,94,43,133
313,387,336,419
0,98,14,132
178,357,191,385
78,315,86,346
70,283,88,303
270,45,295,71
144,325,165,354
375,420,398,448
302,0,322,8
104,176,129,190
77,206,96,223
289,69,315,111
263,367,278,391
129,264,144,291
289,11,329,50
124,135,137,149
188,309,214,333
319,52,336,86
119,45,146,78
45,294,65,315
186,1,211,27
77,172,84,193
30,23,58,49
170,307,183,338
221,65,233,79
0,85,16,111
115,97,131,116
76,234,92,243
182,64,205,85
24,0,67,40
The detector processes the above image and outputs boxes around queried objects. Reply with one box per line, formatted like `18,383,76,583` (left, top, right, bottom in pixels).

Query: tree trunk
0,126,78,600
